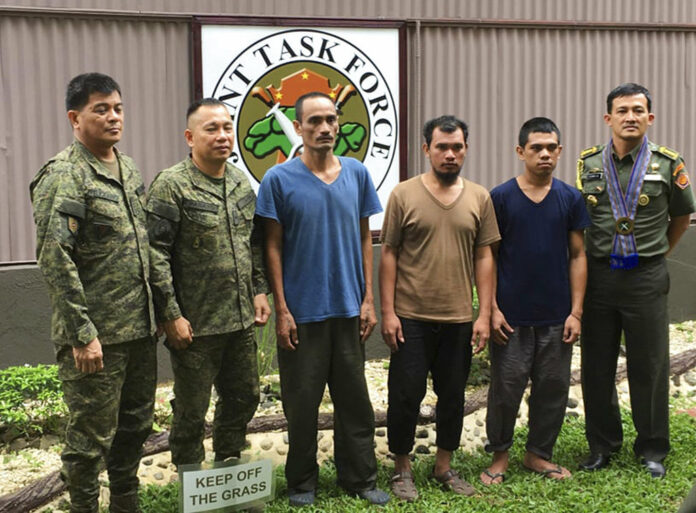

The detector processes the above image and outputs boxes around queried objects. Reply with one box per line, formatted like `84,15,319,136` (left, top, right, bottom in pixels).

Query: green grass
136,409,696,512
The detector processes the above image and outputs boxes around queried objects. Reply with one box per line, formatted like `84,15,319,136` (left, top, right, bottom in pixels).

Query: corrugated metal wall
409,24,696,188
6,0,696,24
0,13,190,262
2,2,696,262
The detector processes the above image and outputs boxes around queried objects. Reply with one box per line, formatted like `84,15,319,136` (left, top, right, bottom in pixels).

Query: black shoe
288,489,315,507
640,458,666,478
355,487,390,505
579,453,611,471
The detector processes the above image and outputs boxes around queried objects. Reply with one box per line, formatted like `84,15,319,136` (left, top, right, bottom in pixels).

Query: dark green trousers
278,317,377,493
168,327,259,465
581,256,670,461
58,336,157,513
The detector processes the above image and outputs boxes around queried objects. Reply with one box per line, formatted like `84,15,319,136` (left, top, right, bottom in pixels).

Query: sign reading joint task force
200,23,402,230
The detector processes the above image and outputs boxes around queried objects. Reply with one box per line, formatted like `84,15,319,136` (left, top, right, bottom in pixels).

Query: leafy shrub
0,364,67,438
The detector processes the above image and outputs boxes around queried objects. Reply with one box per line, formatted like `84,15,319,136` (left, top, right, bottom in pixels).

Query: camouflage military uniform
30,140,157,513
146,157,268,464
577,142,695,462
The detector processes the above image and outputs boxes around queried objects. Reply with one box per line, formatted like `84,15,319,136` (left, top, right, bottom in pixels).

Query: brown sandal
432,468,475,496
391,471,418,502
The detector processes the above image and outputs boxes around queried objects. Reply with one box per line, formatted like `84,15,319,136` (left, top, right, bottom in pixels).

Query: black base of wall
2,234,695,382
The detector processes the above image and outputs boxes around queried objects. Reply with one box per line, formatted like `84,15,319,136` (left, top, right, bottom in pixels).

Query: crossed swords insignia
265,103,304,159
615,217,634,235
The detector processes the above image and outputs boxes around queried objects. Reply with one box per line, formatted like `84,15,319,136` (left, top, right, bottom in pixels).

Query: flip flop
524,463,569,480
431,469,476,496
481,468,506,485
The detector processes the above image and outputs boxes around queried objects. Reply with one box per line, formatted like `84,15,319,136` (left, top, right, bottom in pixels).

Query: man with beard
380,115,499,501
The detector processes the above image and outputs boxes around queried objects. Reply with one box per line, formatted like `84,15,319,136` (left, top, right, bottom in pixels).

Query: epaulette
579,146,602,159
655,145,679,160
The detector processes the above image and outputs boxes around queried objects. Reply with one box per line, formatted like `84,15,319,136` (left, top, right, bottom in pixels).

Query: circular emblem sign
211,28,398,190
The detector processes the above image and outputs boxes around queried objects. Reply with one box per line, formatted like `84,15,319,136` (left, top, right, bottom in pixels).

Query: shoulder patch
56,198,87,219
148,198,180,222
580,146,601,159
237,191,256,210
656,145,679,160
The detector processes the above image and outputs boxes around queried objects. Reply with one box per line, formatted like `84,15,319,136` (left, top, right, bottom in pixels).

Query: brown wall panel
2,2,696,261
410,25,696,192
5,0,696,24
0,14,190,262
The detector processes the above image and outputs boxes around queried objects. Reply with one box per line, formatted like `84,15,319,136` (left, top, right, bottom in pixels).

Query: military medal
615,217,634,235
650,163,660,171
602,136,651,270
587,195,598,206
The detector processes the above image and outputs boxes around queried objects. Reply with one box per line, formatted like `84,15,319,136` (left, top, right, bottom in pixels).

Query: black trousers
485,324,572,460
278,317,377,493
581,256,670,461
387,317,472,455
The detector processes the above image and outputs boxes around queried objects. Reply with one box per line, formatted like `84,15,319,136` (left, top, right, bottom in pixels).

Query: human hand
254,294,272,326
72,338,104,374
380,311,404,352
491,308,513,345
164,316,193,350
276,308,298,351
360,299,377,342
471,316,490,354
563,314,581,344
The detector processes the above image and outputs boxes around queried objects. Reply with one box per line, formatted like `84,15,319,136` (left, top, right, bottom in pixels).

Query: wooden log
3,347,696,513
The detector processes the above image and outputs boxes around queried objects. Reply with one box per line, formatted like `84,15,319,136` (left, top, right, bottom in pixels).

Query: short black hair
65,73,121,111
518,117,561,147
422,115,468,146
186,97,227,122
294,92,336,122
606,83,652,113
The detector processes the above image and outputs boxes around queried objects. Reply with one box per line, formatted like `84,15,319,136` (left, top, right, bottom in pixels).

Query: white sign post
179,459,274,512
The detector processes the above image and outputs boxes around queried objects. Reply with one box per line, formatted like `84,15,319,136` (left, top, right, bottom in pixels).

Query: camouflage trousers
168,327,259,465
57,336,157,513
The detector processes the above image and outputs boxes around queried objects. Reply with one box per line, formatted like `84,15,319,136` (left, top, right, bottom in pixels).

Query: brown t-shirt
380,175,500,322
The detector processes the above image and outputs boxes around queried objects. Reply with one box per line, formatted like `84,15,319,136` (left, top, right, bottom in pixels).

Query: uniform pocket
180,199,220,255
582,179,606,195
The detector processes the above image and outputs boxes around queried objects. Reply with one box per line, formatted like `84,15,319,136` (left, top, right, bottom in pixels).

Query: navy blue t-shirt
490,177,591,326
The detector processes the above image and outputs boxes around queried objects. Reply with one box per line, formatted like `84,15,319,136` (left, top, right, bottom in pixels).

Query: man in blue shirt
256,92,388,507
480,117,590,485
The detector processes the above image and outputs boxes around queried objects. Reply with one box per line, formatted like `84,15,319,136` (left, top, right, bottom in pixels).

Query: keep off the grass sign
179,459,273,512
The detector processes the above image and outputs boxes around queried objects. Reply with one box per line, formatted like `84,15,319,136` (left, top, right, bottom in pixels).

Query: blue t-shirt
255,156,382,323
490,177,591,326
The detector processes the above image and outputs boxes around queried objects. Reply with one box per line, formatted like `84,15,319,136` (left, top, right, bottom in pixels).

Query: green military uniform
146,157,268,465
30,140,157,513
577,141,695,462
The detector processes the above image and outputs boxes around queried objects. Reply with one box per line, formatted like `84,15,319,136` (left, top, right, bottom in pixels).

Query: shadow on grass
135,410,696,512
